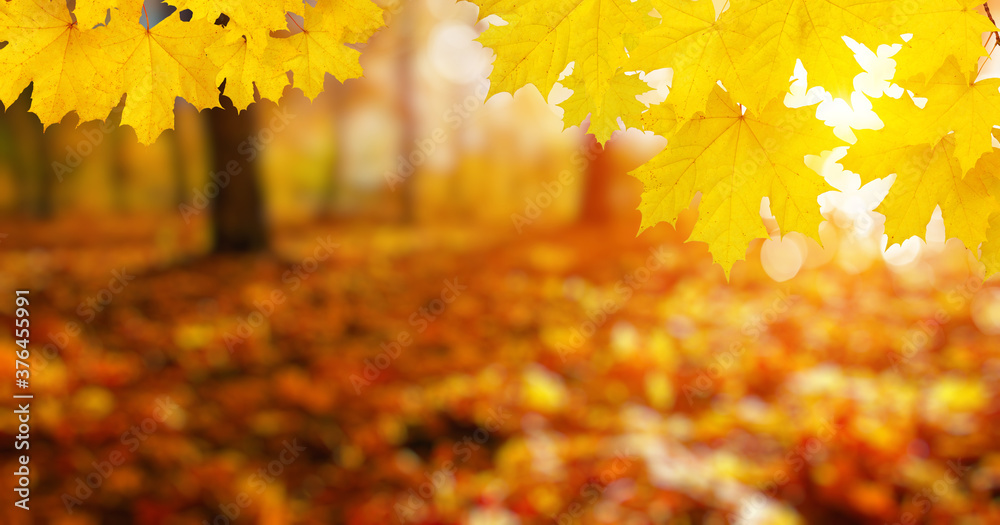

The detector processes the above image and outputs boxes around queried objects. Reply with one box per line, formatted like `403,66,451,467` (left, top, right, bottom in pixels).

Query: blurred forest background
3,0,1000,524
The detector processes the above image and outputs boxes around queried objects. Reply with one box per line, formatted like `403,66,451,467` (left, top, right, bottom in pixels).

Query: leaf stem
977,3,999,78
985,2,999,46
142,3,149,31
977,34,1000,78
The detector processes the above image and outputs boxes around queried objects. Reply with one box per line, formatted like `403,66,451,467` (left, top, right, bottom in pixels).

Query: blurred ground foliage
1,214,1000,525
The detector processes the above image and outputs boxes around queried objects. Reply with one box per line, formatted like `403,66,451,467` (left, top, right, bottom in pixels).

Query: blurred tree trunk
171,131,187,209
322,83,346,218
169,81,193,211
396,1,418,223
109,119,129,213
35,127,54,218
579,134,611,224
204,95,269,253
321,135,340,217
3,85,54,219
0,100,29,215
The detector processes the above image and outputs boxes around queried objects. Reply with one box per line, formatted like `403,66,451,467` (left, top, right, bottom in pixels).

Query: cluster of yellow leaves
474,0,1000,278
0,0,384,143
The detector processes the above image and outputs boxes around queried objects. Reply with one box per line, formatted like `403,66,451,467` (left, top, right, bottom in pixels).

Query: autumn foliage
474,0,1000,277
5,0,1000,276
3,216,1000,524
0,0,383,143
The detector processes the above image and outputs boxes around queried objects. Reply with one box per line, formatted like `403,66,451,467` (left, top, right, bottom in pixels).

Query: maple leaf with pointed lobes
0,6,32,88
901,57,1000,174
721,0,898,107
170,0,302,56
103,2,224,144
983,210,1000,277
633,86,841,277
639,99,680,138
285,0,384,101
846,57,1000,181
170,0,299,34
477,0,655,126
877,0,996,84
468,0,1000,276
208,34,298,111
840,94,927,184
559,70,649,142
0,0,120,127
626,0,756,118
975,154,1000,277
878,136,995,249
0,0,385,142
73,0,117,29
472,0,520,19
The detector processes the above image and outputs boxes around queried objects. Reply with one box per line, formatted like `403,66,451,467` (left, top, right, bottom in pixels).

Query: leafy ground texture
2,216,1000,524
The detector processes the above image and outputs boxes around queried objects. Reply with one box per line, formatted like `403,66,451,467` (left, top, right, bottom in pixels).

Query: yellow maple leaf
878,136,995,249
315,0,385,47
169,0,297,33
0,55,26,108
973,152,1000,276
559,69,649,142
0,0,120,126
639,99,680,138
847,57,1000,180
208,34,297,110
628,0,892,115
626,0,756,118
908,57,1000,174
104,2,224,143
632,85,840,277
73,0,117,28
720,0,895,106
876,0,996,84
841,94,928,183
982,210,1000,277
0,5,29,104
472,0,522,19
285,0,383,100
476,0,655,128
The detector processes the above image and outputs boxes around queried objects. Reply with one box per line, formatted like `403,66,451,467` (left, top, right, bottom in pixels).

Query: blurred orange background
2,1,1000,524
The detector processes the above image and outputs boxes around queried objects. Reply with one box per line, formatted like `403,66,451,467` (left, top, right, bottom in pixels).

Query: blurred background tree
6,2,1000,525
0,0,655,254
